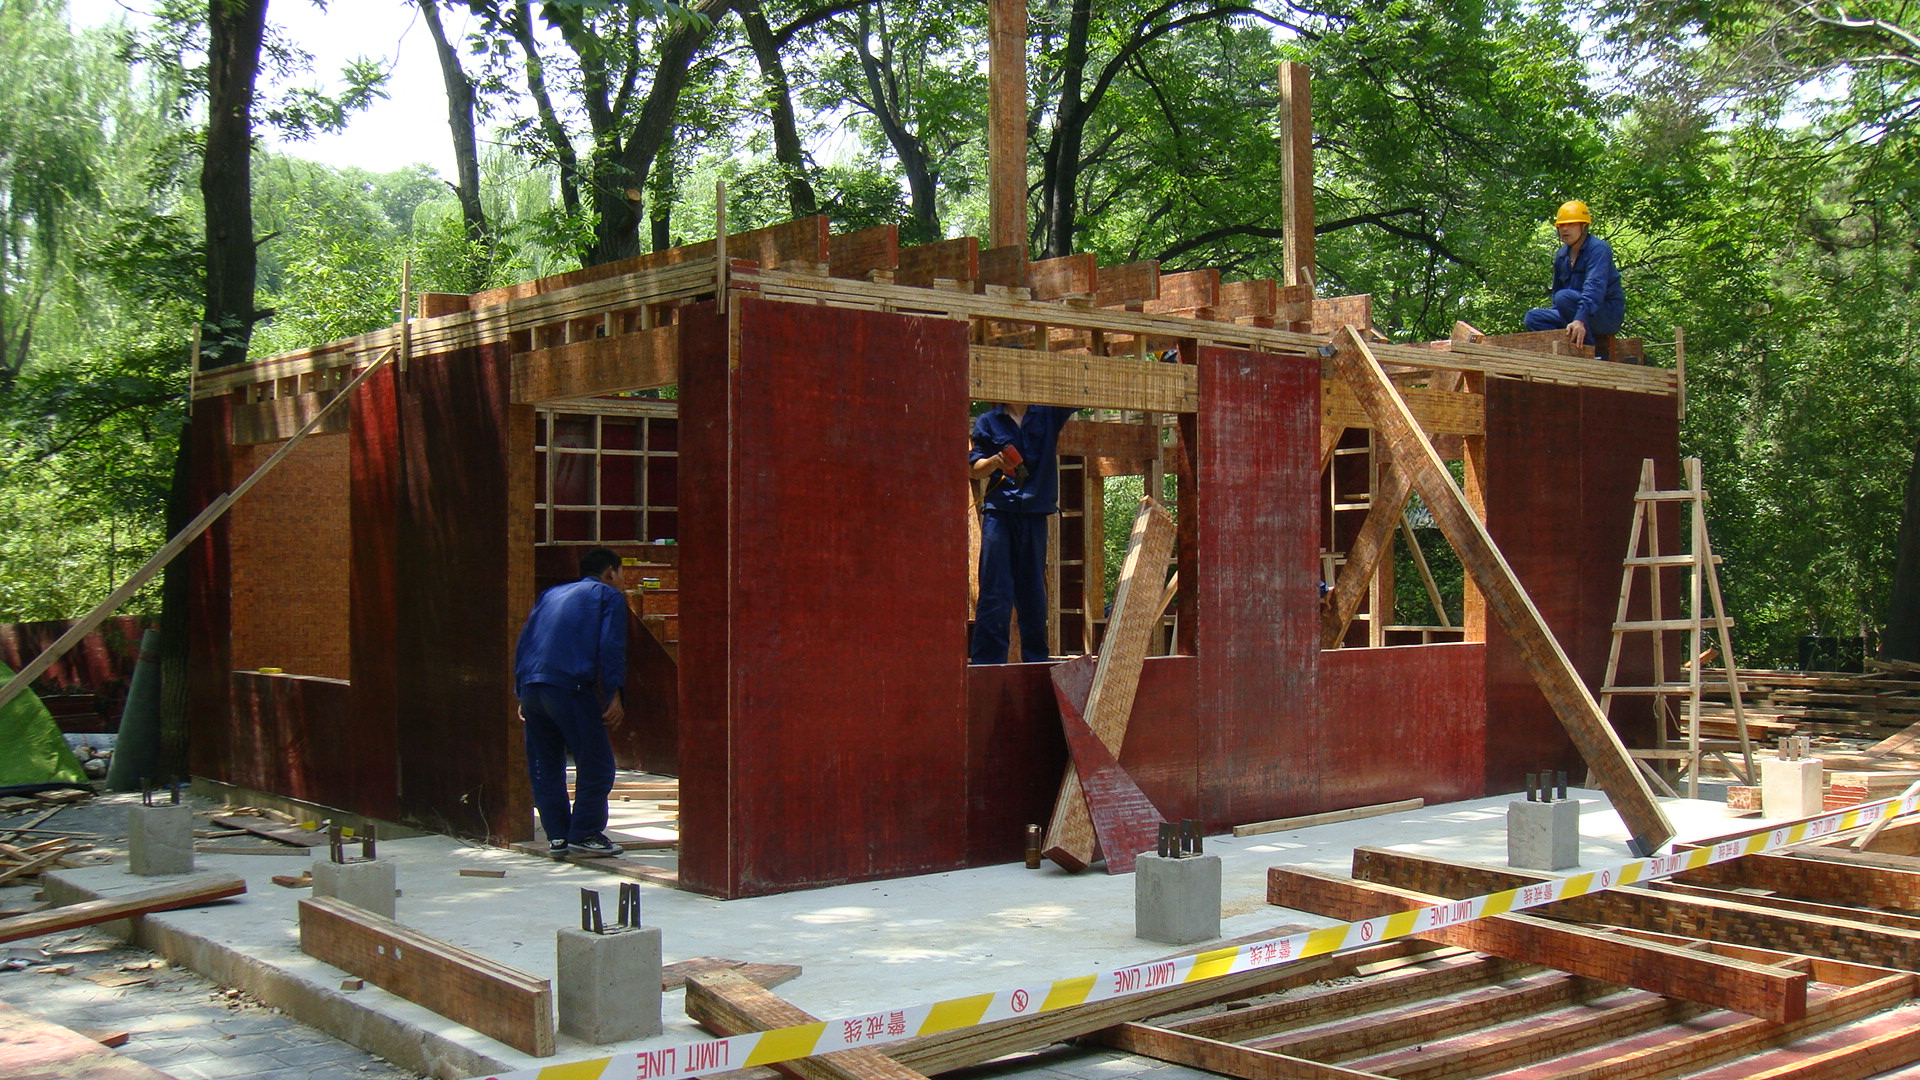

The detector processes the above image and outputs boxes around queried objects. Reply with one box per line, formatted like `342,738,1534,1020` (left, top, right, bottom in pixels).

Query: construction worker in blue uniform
1523,200,1626,360
970,402,1079,664
514,546,627,858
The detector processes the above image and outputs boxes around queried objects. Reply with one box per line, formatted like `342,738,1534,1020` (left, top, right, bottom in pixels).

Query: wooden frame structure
178,208,1685,897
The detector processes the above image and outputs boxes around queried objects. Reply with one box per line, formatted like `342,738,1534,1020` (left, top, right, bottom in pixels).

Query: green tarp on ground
0,663,87,788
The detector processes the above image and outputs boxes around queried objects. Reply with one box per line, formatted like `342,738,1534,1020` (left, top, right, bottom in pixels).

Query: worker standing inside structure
514,546,627,858
1523,200,1626,360
970,402,1078,664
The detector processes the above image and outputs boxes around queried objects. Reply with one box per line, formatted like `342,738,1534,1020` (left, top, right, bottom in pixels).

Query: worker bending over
1524,200,1625,360
970,402,1078,664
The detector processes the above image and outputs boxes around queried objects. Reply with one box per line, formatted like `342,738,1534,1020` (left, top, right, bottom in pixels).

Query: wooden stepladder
1600,457,1755,798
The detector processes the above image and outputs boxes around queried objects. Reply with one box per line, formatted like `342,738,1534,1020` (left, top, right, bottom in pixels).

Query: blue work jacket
514,576,627,701
971,404,1078,515
1551,234,1626,327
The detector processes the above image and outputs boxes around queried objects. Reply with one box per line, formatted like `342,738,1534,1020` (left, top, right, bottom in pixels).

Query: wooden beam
829,225,900,280
1144,270,1221,314
1031,254,1098,300
1536,974,1914,1080
1159,951,1532,1043
896,238,980,288
1233,798,1425,838
987,0,1029,251
1654,879,1920,932
1322,461,1414,648
1278,61,1314,289
1044,497,1176,871
232,389,348,446
885,940,1426,1077
979,245,1031,292
1096,1025,1387,1080
1323,382,1483,438
970,346,1196,414
1256,970,1611,1063
1058,419,1159,460
1677,850,1920,913
1363,991,1710,1080
1313,296,1373,336
1094,261,1161,309
1266,866,1807,1021
686,971,930,1080
1351,845,1920,973
0,874,245,944
297,896,553,1057
1331,327,1673,854
510,324,678,403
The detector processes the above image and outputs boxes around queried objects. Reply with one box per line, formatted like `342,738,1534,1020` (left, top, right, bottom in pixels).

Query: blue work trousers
521,682,615,845
1524,289,1624,348
972,511,1052,664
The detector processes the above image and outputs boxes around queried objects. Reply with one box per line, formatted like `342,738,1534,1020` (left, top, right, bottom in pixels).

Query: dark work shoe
547,838,569,859
568,834,620,858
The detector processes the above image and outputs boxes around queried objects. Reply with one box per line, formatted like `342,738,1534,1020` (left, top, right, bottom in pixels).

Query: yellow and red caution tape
476,793,1919,1080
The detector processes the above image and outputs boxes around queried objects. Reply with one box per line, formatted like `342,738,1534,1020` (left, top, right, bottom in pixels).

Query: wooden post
1278,62,1314,291
1330,327,1675,855
988,0,1029,251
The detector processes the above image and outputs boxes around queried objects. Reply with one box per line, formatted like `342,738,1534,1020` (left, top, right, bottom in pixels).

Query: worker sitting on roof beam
1523,199,1626,360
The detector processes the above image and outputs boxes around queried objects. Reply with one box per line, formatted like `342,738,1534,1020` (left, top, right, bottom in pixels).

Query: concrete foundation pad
1506,799,1581,871
558,925,663,1043
127,803,194,877
1762,757,1823,820
32,792,1761,1080
311,858,398,919
1135,854,1221,945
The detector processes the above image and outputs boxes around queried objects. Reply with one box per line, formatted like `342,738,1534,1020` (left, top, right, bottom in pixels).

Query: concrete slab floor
3,785,1778,1080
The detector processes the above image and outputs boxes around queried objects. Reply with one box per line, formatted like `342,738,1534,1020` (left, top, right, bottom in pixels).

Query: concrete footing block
1507,799,1580,871
1134,853,1221,945
127,804,195,876
557,925,662,1044
1762,757,1823,820
311,859,397,919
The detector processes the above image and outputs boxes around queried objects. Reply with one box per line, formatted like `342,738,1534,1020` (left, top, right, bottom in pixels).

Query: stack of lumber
1692,660,1920,743
0,838,90,887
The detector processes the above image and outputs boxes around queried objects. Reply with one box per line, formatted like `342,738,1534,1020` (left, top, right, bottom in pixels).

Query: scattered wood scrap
270,871,313,889
0,874,245,944
0,1000,173,1079
663,956,801,992
209,814,326,847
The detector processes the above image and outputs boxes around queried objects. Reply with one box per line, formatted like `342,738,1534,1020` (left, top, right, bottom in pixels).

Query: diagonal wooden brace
1329,326,1674,855
1321,458,1414,648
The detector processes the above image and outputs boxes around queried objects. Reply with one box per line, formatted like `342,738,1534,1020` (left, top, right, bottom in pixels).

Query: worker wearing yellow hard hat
1523,200,1626,360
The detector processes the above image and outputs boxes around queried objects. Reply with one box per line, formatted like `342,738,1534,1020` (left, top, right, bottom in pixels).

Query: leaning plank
0,875,245,944
1096,1025,1388,1080
297,896,553,1057
1332,327,1673,854
510,323,677,403
0,999,178,1080
686,970,932,1080
1537,975,1914,1080
1322,462,1414,648
1351,845,1920,973
1233,798,1426,838
1043,497,1177,871
1266,866,1806,1022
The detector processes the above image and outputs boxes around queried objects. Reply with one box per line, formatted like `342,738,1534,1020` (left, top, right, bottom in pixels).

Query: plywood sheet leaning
1330,325,1675,855
686,970,932,1080
296,896,554,1057
1266,865,1808,1022
1043,496,1176,871
1051,653,1165,874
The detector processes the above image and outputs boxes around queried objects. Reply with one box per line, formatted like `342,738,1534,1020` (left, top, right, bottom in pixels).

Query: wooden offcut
1232,797,1424,838
686,970,931,1080
0,1000,177,1080
297,895,554,1057
0,875,245,944
1332,326,1674,854
1043,496,1176,871
1266,865,1807,1021
662,956,802,992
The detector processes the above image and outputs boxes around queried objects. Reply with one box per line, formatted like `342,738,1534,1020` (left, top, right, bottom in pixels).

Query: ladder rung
1636,489,1705,502
1601,682,1741,695
1622,555,1723,566
1630,749,1696,760
1614,618,1734,631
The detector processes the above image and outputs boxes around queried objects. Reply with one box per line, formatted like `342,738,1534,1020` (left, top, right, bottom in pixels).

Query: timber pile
1692,661,1920,743
0,839,93,887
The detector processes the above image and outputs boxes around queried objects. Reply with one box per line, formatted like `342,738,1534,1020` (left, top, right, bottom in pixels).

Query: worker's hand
970,452,1006,480
602,692,625,729
516,704,526,723
1567,320,1588,348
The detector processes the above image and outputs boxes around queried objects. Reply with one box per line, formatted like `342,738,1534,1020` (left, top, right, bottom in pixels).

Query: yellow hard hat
1555,200,1592,226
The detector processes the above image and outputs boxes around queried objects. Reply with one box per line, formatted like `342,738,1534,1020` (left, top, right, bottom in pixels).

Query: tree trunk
1036,0,1091,259
650,132,677,253
741,0,817,219
852,8,939,243
158,0,268,781
420,0,490,260
1883,435,1920,662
